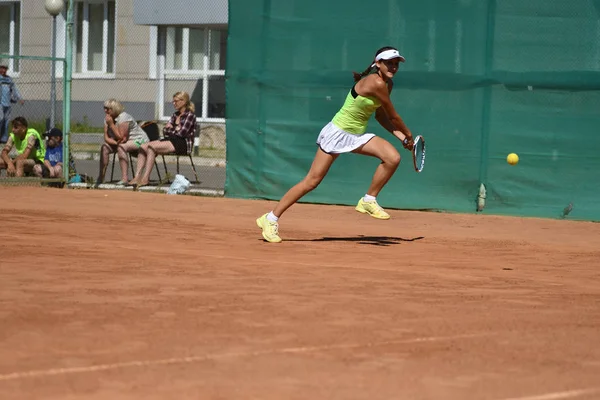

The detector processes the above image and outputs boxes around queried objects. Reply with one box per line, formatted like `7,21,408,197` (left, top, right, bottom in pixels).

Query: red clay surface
1,186,599,400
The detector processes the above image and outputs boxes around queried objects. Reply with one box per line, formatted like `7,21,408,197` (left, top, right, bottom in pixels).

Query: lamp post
45,0,65,129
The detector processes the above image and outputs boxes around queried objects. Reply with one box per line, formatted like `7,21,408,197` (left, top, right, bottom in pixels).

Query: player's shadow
287,235,424,247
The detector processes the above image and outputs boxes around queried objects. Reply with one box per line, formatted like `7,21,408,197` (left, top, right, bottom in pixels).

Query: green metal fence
225,0,600,221
1,1,227,193
0,54,69,186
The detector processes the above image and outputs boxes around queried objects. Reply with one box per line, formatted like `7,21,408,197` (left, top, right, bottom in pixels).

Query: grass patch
197,147,225,159
28,117,104,134
71,144,101,153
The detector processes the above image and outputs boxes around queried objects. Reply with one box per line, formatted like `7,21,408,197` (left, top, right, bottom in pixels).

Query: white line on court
498,388,599,400
0,332,488,382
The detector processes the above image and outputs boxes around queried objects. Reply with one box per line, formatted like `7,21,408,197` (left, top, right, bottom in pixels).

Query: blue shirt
0,74,21,107
45,146,63,166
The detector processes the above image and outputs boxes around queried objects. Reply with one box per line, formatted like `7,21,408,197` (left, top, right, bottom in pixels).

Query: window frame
0,0,22,75
153,26,226,123
162,27,224,76
72,0,117,79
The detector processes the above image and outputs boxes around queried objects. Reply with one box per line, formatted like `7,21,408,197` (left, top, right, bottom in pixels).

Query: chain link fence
65,22,227,194
0,55,66,186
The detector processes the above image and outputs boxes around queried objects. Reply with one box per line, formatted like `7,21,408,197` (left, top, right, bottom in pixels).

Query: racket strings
413,136,426,172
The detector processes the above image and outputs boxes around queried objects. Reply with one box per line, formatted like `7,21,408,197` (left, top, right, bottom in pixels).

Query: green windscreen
225,0,600,221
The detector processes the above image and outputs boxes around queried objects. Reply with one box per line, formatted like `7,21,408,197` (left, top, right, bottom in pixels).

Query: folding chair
160,122,200,184
110,121,163,183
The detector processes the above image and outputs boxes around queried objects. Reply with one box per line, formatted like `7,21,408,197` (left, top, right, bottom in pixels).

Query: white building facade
0,0,228,127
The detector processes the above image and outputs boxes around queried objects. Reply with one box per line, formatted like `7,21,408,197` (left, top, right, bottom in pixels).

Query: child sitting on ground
34,128,63,179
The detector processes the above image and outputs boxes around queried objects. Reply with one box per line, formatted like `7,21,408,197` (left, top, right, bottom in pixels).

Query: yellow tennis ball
507,153,519,165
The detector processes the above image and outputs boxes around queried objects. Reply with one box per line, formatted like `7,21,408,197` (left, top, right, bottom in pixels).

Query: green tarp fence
226,0,600,221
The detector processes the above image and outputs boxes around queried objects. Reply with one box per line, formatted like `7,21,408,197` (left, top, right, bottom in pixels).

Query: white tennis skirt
316,122,376,154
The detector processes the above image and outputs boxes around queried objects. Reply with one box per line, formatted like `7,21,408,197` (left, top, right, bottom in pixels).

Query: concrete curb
68,182,224,196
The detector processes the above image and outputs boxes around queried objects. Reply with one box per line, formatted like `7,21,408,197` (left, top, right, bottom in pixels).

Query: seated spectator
129,91,196,189
95,99,149,186
34,128,63,179
0,116,45,177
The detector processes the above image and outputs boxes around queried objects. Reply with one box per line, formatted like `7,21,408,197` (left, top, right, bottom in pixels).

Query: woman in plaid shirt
130,91,197,188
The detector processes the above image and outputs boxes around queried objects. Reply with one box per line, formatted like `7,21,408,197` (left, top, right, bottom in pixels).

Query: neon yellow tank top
331,85,381,135
10,128,45,163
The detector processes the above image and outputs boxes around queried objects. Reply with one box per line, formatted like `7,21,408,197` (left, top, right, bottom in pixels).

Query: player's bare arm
375,108,395,133
117,122,129,143
374,81,395,133
15,136,36,160
1,145,12,164
1,145,16,175
105,114,123,142
360,76,413,148
103,121,118,146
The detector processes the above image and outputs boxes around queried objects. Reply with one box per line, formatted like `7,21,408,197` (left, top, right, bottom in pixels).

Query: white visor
371,49,405,67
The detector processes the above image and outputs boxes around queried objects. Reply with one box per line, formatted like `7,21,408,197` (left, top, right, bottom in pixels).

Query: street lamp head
45,0,65,16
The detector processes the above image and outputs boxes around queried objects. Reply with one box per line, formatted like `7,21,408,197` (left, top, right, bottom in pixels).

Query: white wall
133,0,228,25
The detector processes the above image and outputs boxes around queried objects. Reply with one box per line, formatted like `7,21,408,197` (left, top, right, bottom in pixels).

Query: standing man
0,64,24,144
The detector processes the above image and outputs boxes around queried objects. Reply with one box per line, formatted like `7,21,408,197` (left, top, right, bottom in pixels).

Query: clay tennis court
1,187,599,400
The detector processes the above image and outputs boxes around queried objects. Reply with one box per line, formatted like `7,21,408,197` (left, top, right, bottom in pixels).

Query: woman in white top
95,98,149,186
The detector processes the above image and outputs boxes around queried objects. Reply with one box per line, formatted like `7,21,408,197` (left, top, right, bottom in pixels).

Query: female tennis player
257,46,415,243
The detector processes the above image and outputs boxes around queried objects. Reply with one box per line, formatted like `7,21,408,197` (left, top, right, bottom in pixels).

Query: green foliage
71,116,104,133
26,116,103,134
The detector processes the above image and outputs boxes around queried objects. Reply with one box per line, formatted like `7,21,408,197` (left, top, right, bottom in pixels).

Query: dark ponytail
352,65,375,82
351,46,398,82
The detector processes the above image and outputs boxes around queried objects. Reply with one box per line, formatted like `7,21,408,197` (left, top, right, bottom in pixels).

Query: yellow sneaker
256,213,282,243
355,198,390,220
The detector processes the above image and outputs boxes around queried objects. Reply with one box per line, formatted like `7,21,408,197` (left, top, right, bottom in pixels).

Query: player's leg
137,140,175,186
15,159,35,177
51,164,63,178
257,148,338,243
273,148,338,217
33,163,43,177
0,158,7,176
353,136,400,196
352,136,400,219
0,157,16,176
130,143,149,185
97,143,116,184
116,141,138,183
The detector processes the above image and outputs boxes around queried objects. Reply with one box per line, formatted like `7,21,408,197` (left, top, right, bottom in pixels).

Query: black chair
159,122,200,184
110,121,163,183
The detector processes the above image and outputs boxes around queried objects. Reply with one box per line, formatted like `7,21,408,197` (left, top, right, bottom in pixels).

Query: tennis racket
412,135,426,172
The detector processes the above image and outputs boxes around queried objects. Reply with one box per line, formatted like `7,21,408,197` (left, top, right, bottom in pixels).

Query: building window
0,1,21,73
73,0,116,75
159,26,226,120
164,27,225,73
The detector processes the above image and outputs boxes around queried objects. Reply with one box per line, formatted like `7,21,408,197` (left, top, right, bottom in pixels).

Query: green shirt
10,128,46,163
331,86,381,134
